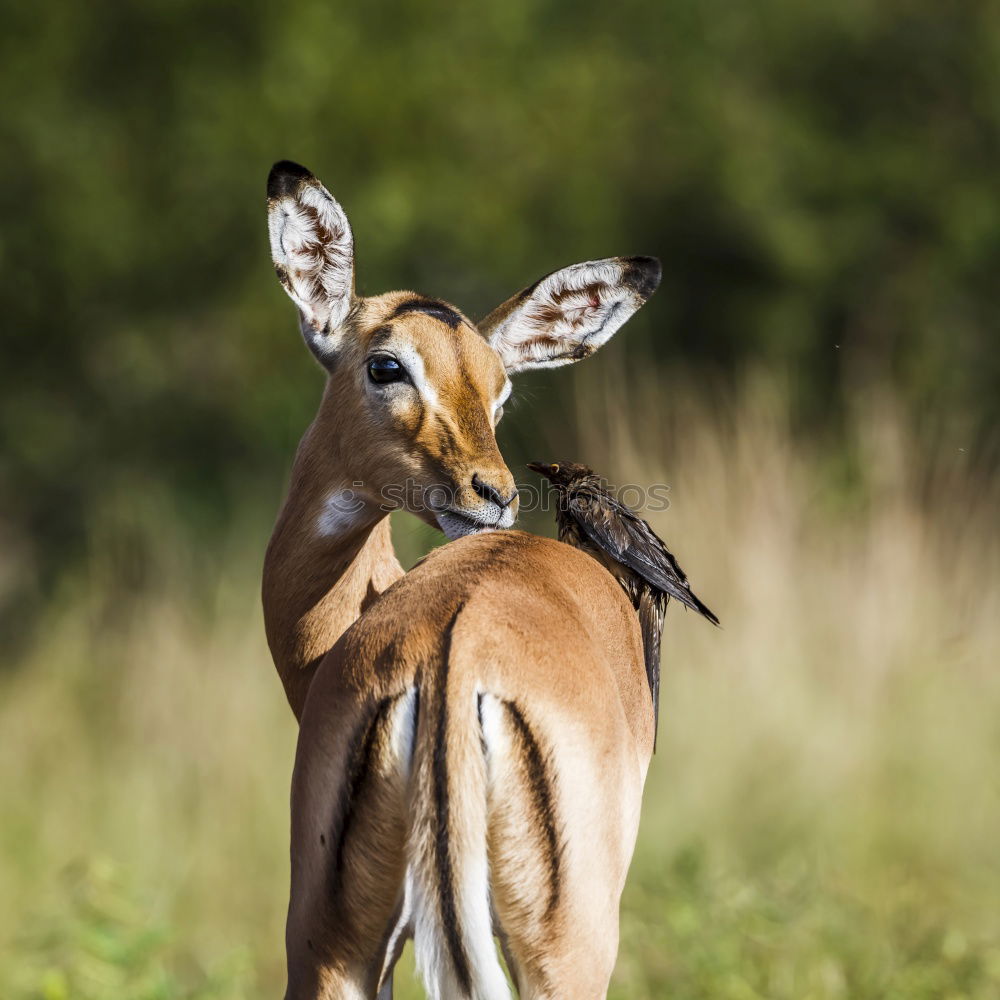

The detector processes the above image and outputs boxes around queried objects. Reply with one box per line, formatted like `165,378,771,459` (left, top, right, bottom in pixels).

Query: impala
263,160,661,1000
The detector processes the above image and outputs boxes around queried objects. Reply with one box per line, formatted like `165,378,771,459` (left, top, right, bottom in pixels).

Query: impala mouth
435,507,512,541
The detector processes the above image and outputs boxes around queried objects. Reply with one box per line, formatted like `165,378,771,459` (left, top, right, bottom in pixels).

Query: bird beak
526,461,550,477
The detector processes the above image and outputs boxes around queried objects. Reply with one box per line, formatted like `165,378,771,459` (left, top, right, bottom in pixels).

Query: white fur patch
456,846,511,999
315,489,365,537
391,343,439,412
391,686,419,779
478,692,509,785
493,380,512,425
378,868,414,996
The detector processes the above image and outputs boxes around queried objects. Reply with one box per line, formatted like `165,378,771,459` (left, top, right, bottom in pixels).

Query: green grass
3,379,998,998
5,861,254,1000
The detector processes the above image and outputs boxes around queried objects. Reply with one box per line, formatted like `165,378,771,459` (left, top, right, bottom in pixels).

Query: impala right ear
478,256,662,374
267,161,355,362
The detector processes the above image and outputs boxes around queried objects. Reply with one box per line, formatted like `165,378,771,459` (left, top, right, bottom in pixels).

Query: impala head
267,160,661,540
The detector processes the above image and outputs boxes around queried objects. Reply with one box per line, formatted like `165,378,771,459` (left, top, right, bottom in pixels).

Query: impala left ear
478,256,661,374
266,160,356,365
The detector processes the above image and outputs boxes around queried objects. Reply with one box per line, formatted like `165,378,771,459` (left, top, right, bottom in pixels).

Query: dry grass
2,375,998,998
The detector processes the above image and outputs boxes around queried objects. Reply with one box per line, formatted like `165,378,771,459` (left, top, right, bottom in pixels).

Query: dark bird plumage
528,461,719,746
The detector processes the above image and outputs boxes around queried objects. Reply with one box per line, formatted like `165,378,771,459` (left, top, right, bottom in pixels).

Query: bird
527,460,719,746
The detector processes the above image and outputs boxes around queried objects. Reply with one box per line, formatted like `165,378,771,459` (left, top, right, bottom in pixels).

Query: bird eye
367,356,405,384
551,464,560,474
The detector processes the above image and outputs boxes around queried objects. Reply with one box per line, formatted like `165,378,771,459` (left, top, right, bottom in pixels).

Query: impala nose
471,474,517,508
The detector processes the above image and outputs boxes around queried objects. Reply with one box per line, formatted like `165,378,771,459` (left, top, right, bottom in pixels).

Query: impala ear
267,161,355,363
478,256,661,374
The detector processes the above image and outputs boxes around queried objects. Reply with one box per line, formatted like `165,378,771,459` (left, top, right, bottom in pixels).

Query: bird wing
637,588,667,750
567,482,720,625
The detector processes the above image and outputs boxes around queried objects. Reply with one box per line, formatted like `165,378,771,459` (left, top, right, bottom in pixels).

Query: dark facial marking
392,297,465,330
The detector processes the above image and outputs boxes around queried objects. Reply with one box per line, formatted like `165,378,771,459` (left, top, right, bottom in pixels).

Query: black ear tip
622,255,663,299
267,160,314,199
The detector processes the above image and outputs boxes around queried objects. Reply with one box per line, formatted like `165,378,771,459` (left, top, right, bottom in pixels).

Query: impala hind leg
481,694,643,1000
285,686,418,1000
493,810,633,1000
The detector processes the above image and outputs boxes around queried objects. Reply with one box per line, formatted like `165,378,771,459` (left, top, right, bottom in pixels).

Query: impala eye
368,356,405,384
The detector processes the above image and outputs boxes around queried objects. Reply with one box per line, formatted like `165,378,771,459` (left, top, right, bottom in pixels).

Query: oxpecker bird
528,461,719,745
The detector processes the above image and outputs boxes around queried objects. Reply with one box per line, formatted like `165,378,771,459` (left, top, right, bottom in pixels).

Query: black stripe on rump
502,699,563,918
328,694,397,894
433,626,473,995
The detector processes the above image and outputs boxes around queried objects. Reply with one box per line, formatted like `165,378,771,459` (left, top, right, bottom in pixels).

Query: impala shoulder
504,529,623,575
417,529,597,567
428,529,629,595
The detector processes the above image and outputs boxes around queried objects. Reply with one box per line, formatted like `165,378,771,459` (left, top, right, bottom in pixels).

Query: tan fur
263,293,513,718
285,534,651,999
263,162,662,998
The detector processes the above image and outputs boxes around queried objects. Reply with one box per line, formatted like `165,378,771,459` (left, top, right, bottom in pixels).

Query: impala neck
262,417,404,719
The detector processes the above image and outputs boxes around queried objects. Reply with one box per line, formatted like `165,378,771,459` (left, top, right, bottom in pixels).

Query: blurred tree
1,0,998,635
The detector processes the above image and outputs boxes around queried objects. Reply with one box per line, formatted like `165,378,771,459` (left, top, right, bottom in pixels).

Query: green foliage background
3,0,1000,626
